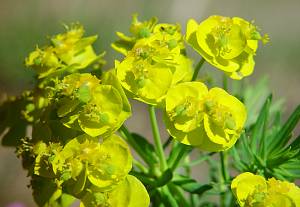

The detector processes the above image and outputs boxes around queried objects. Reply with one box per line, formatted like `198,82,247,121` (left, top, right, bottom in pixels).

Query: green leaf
59,194,76,207
163,136,172,149
130,171,156,186
250,95,272,155
32,122,52,142
73,167,87,195
57,98,80,117
48,121,79,144
1,98,28,147
167,142,192,170
268,105,300,156
237,133,253,165
289,134,300,151
119,125,154,167
1,120,26,146
154,169,173,187
181,183,212,195
31,176,62,207
229,146,247,171
111,40,134,56
173,175,212,195
131,133,159,164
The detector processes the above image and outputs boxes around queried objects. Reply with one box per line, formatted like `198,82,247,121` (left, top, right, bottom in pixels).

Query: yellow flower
57,72,131,137
116,28,192,106
25,46,61,77
266,178,300,207
80,175,150,207
186,15,268,80
231,172,267,206
51,23,100,69
25,23,104,79
164,81,246,151
114,15,193,106
62,134,132,191
231,172,300,207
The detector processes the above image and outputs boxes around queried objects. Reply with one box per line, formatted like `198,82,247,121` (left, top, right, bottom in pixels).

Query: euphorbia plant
1,14,299,207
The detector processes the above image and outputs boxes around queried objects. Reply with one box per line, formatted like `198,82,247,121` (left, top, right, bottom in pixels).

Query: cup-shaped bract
231,172,300,207
186,16,268,80
111,14,158,55
62,134,132,191
32,134,133,203
25,46,61,76
57,72,131,137
80,175,150,207
164,82,247,151
25,23,104,79
116,24,193,106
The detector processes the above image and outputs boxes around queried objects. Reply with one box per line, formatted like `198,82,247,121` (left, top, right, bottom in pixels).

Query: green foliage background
0,0,299,206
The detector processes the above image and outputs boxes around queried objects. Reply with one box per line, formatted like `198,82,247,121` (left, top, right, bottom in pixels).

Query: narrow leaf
250,95,272,154
268,105,300,155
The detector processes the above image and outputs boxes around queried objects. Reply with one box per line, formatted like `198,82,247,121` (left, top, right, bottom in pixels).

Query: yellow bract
62,134,132,191
164,82,246,151
231,172,300,207
25,23,104,79
115,16,193,106
80,175,150,207
57,71,131,138
186,16,268,80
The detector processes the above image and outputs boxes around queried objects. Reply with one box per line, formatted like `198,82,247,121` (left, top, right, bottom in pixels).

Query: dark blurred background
0,0,299,206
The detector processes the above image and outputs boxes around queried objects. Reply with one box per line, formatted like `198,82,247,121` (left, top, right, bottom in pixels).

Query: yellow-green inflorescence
186,15,269,80
164,81,247,152
4,14,270,207
25,23,105,79
113,15,193,106
231,172,300,207
32,134,149,207
22,23,150,207
57,70,131,138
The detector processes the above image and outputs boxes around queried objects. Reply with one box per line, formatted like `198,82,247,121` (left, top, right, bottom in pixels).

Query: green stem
183,152,215,167
220,151,230,207
168,183,190,207
119,125,153,166
148,105,168,171
133,159,148,173
222,74,228,91
220,74,230,206
168,144,192,171
163,136,173,149
161,186,179,207
192,57,205,81
220,151,230,181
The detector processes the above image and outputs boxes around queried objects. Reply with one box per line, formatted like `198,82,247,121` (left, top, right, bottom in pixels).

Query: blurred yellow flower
164,82,246,151
231,172,300,206
25,23,104,79
186,15,269,80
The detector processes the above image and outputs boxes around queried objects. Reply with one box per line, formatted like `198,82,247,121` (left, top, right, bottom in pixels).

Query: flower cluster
164,82,246,151
231,172,300,206
16,24,149,207
114,15,193,105
25,23,105,79
32,134,149,207
186,15,268,79
113,15,248,151
56,71,131,137
0,14,272,207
